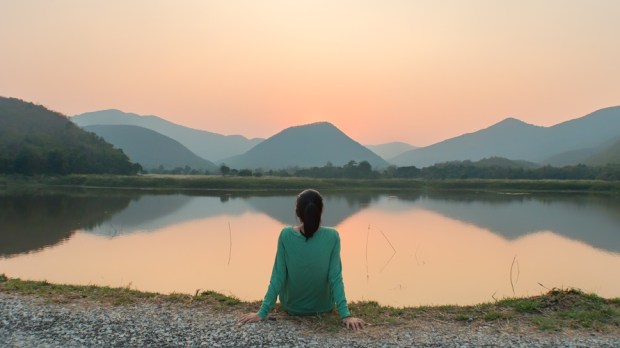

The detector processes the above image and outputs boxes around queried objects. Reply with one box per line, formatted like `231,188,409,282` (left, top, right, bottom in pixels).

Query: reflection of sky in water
87,194,378,237
87,193,620,254
1,191,619,307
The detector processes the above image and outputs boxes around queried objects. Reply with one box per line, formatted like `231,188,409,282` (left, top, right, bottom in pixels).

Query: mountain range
221,122,389,169
391,106,620,167
72,110,263,162
71,105,620,170
83,125,218,172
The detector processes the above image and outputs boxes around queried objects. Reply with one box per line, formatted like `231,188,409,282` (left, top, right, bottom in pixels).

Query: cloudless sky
1,1,619,146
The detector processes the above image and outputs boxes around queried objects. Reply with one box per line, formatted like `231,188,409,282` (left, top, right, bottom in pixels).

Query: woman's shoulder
318,226,340,239
280,226,303,239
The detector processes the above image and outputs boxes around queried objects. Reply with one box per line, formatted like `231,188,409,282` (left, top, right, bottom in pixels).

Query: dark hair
295,189,323,241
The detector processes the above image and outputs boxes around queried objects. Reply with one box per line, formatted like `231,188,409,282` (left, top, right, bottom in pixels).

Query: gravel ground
1,293,619,347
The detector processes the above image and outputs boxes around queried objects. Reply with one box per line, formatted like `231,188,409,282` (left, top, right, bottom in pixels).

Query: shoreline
1,277,619,347
2,174,620,194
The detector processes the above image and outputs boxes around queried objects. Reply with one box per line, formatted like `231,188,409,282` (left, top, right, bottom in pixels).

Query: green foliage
483,311,506,321
219,164,231,176
497,289,620,330
0,97,140,175
198,290,241,306
219,156,620,181
391,160,620,181
499,298,542,313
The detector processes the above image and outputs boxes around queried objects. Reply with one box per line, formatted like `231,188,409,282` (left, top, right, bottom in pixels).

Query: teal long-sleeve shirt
257,226,351,319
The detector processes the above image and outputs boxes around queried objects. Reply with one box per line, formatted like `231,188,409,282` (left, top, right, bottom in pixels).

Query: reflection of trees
402,192,620,253
0,191,136,257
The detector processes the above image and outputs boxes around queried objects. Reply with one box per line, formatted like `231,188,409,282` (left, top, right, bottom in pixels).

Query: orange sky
1,1,619,146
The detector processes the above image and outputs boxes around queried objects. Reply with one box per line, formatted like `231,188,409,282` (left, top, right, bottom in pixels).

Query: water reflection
0,191,135,257
1,189,619,306
87,192,381,237
403,192,620,253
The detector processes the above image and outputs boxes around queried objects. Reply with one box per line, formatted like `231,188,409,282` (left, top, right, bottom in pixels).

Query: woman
239,189,365,330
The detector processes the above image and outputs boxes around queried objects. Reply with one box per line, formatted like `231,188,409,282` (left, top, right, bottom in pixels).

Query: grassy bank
1,174,620,193
2,275,618,332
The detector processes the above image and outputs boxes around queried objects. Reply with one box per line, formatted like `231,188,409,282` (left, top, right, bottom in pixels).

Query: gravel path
1,293,619,347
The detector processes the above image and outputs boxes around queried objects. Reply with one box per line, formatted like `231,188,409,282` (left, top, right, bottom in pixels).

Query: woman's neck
295,224,305,235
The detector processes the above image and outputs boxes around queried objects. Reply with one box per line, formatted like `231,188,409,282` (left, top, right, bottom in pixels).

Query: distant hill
222,122,390,170
365,142,417,161
391,106,620,167
584,138,620,166
83,125,218,172
460,157,539,169
72,109,263,161
0,97,138,175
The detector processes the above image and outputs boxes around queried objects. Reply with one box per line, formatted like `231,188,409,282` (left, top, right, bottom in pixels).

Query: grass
2,275,618,332
1,174,620,194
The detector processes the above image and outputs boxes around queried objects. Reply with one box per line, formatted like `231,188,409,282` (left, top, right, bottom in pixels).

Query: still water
1,189,619,307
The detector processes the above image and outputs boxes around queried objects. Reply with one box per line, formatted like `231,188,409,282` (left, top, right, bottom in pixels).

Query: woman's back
241,189,364,330
278,226,344,315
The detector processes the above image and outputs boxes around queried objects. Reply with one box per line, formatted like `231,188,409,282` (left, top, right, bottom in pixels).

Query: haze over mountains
391,106,620,167
365,142,417,160
72,110,263,162
83,125,218,172
4,95,618,175
71,105,620,170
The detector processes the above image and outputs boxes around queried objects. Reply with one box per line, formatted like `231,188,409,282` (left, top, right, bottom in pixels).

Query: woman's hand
342,316,365,330
238,312,262,324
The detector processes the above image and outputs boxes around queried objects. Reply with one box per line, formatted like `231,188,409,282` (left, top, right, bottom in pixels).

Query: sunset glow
1,1,619,145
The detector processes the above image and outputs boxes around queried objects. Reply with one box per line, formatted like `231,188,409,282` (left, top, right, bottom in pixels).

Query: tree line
216,159,620,181
1,97,141,176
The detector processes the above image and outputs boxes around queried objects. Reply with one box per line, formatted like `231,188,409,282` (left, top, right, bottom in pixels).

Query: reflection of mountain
86,194,247,236
403,193,620,253
244,192,381,227
86,192,380,237
0,191,135,257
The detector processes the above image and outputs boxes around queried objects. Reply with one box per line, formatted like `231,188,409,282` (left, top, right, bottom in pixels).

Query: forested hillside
0,97,140,175
84,125,218,172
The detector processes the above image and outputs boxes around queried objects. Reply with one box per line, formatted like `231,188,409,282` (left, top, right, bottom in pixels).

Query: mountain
454,157,539,169
72,109,263,161
391,106,620,167
83,125,218,172
365,142,417,161
0,97,138,175
584,138,620,166
221,122,390,170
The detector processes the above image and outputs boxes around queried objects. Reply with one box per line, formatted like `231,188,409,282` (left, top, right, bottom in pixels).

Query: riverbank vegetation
1,174,619,194
1,275,618,332
146,158,620,181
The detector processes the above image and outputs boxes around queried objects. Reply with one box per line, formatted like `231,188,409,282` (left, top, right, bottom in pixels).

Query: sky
1,1,619,146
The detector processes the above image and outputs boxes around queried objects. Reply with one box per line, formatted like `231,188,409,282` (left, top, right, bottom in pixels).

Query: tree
220,164,231,176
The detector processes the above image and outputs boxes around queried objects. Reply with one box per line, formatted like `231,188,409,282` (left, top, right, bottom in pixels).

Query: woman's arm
238,230,287,324
327,232,351,319
328,232,365,330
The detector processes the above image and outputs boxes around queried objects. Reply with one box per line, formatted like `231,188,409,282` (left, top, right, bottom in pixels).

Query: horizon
1,1,620,146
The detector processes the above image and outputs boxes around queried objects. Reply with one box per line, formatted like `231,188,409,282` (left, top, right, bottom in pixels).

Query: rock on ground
1,293,619,347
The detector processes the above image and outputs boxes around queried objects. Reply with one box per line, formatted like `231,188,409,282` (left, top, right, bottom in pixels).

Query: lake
1,189,619,307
